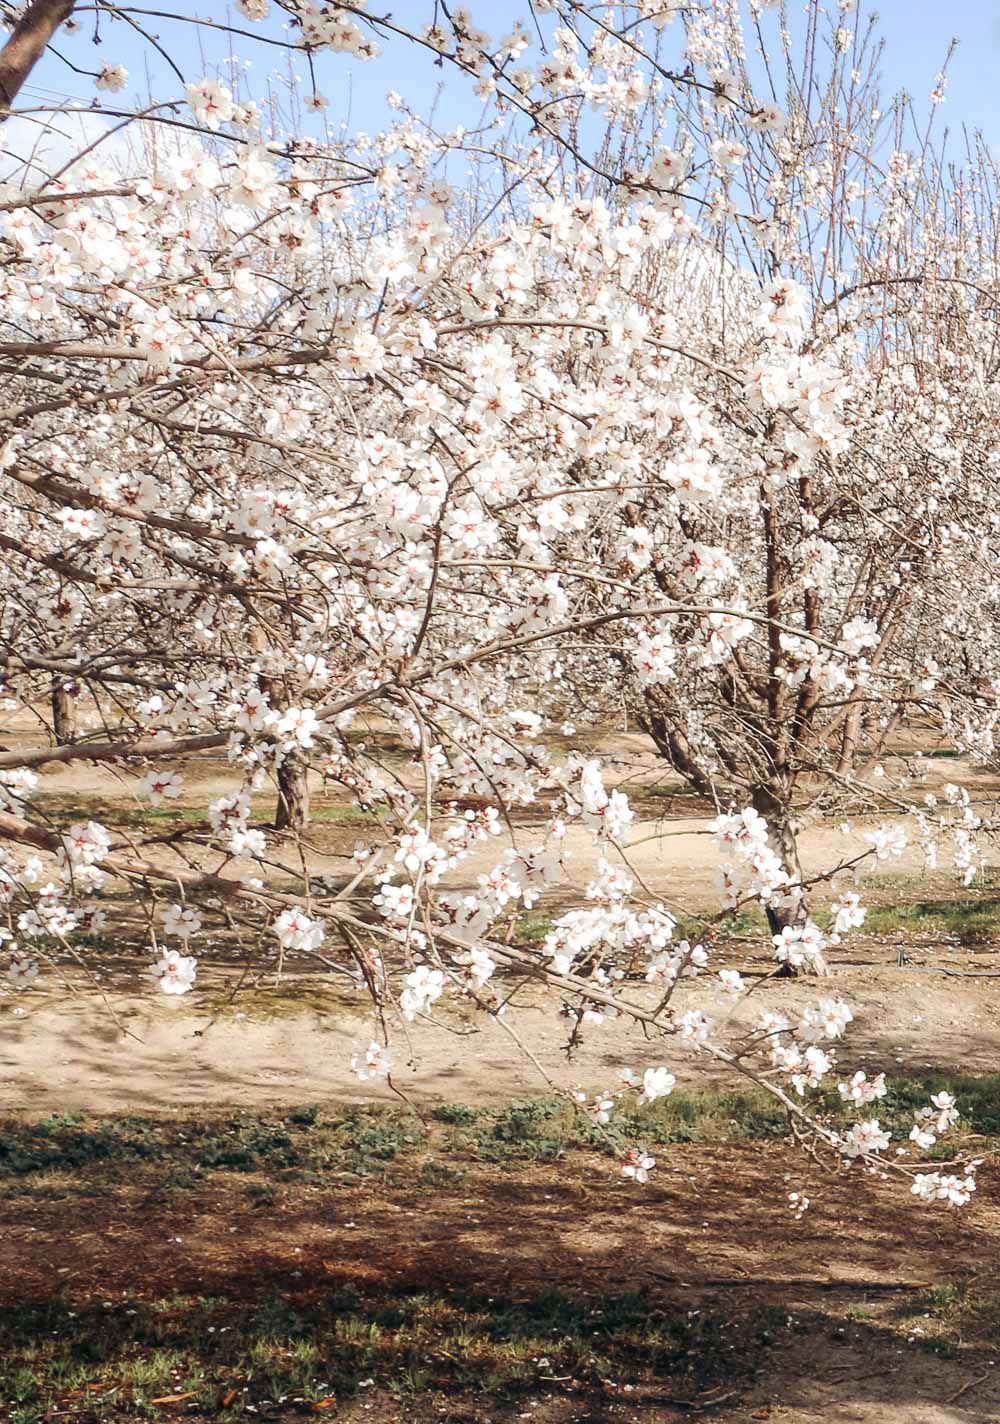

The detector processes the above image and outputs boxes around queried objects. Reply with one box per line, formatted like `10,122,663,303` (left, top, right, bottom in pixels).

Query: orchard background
2,1,1000,1420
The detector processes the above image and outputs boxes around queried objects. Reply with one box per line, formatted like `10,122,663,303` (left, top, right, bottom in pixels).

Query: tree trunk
51,678,76,744
274,750,310,831
254,647,312,832
0,0,76,110
751,785,830,977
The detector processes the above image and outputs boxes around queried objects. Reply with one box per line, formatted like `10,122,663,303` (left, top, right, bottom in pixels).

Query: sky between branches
10,0,1000,158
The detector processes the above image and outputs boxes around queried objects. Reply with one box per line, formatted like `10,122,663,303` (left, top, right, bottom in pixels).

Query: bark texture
274,750,310,831
0,0,75,110
50,678,75,744
751,784,830,977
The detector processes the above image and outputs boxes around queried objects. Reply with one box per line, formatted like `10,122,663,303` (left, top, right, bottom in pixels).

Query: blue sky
13,2,1000,149
860,0,1000,140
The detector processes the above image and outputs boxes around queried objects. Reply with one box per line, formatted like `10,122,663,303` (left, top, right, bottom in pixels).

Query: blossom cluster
0,0,990,1215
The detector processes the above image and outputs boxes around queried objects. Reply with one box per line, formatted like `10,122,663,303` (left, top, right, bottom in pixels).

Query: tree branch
0,0,75,111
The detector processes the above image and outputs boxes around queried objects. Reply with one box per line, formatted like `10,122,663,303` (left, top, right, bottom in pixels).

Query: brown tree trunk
253,639,312,832
51,678,76,744
751,785,830,977
0,0,75,110
274,750,310,831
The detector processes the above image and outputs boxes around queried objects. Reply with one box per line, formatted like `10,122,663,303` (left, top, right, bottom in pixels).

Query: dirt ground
3,1138,999,1424
3,958,1000,1113
20,734,985,900
5,743,1000,1113
4,949,999,1424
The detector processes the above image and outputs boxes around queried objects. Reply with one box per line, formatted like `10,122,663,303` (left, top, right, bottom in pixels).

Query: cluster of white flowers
351,1040,394,1081
400,965,446,1020
709,810,807,950
911,1170,978,1207
272,909,326,953
840,1119,892,1158
909,1092,960,1152
7,956,39,991
150,953,197,995
0,0,989,1217
838,1070,887,1107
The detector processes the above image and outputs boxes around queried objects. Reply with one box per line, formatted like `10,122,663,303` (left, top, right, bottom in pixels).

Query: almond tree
0,0,989,1205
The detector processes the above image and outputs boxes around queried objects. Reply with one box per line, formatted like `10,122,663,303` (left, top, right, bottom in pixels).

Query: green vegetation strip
3,1074,999,1187
1,1290,787,1422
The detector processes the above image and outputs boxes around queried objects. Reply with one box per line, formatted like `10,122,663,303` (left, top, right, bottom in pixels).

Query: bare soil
3,1141,999,1423
3,959,1000,1113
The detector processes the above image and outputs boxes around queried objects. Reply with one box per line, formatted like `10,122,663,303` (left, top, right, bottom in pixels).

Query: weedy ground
2,1078,999,1424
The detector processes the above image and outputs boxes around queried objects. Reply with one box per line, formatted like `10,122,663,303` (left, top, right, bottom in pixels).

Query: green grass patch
512,911,555,944
860,896,1000,943
854,868,1000,943
0,1287,787,1420
3,1072,996,1193
617,781,703,801
33,798,376,833
438,1087,792,1164
671,908,766,941
862,1072,1000,1137
890,1277,1000,1356
308,805,380,823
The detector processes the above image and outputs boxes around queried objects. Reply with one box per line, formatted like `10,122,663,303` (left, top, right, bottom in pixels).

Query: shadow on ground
1,1128,997,1423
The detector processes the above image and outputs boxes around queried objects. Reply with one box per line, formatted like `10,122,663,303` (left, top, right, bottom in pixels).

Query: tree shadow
1,1142,997,1420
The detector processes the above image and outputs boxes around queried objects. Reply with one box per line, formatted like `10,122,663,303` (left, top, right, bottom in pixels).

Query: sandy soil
3,959,1000,1114
13,721,995,899
23,757,971,904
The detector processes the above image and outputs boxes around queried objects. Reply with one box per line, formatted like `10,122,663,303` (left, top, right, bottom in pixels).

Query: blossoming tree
0,0,993,1208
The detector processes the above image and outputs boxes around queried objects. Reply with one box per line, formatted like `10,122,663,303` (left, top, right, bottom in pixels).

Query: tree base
274,754,310,831
775,955,832,979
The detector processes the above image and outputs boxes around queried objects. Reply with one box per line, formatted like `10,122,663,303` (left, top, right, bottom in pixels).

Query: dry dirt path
3,958,999,1114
